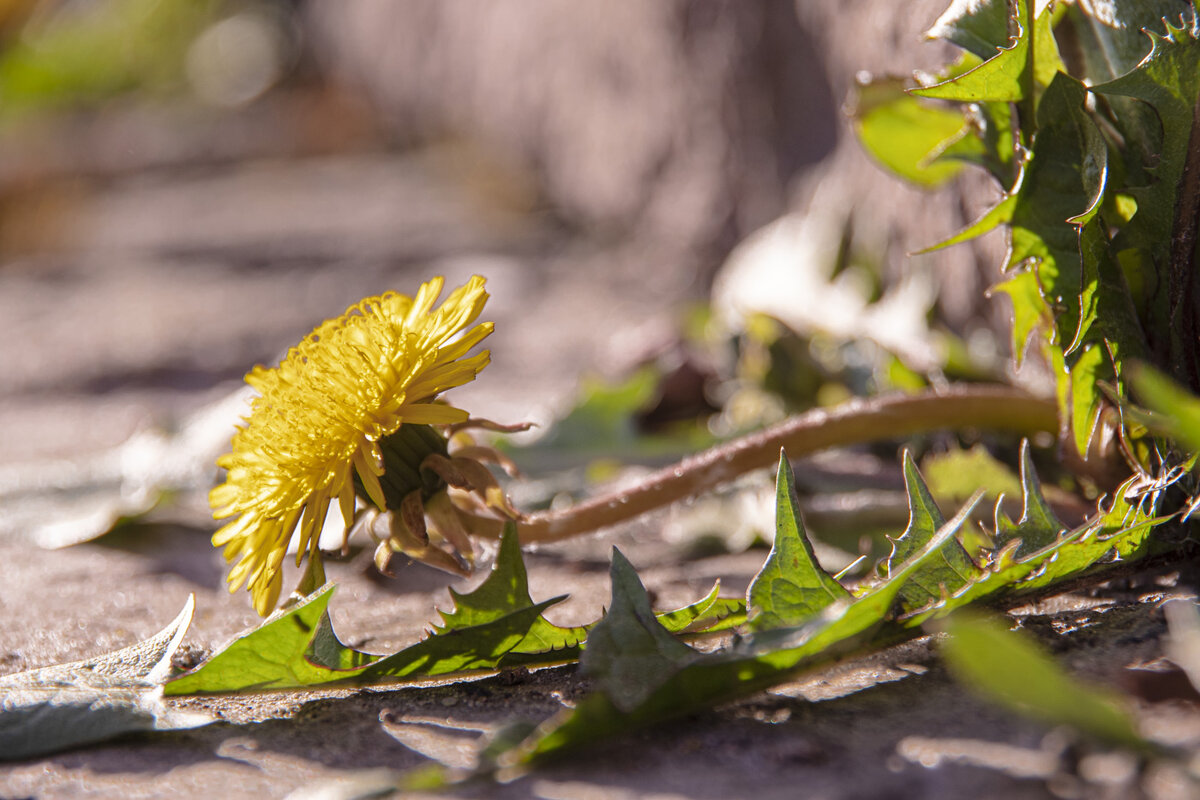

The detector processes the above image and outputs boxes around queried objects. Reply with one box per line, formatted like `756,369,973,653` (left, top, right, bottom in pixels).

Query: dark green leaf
1014,72,1109,338
1063,0,1194,83
1064,219,1148,454
513,494,985,764
580,549,698,712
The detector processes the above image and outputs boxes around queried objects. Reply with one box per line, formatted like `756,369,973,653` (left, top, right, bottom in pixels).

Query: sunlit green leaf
884,452,981,612
918,191,1017,253
922,444,1022,510
990,269,1050,365
747,452,851,631
994,440,1064,558
1067,343,1111,457
167,585,370,693
436,523,588,659
355,599,567,683
656,584,747,634
168,525,739,694
914,0,1032,102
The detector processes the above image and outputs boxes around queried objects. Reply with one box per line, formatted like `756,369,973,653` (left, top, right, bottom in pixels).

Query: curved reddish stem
506,386,1058,544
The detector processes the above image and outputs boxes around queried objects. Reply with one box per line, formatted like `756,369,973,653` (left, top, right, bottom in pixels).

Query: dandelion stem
506,386,1058,544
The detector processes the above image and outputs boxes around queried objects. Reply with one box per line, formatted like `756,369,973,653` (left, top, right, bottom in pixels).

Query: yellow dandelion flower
210,275,493,615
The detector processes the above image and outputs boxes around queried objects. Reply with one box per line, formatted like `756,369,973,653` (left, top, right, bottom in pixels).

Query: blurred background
0,0,1013,482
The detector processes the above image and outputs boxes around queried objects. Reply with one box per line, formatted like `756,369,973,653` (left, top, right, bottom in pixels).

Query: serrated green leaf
1063,219,1147,454
976,72,1114,452
921,41,1103,305
1,597,208,760
520,435,1163,764
512,494,984,764
168,567,578,692
169,525,737,695
579,549,698,713
166,585,368,694
884,452,982,612
1069,218,1147,357
943,614,1147,749
656,583,746,634
438,523,536,631
927,0,1014,60
1009,472,1159,596
1015,72,1109,330
994,440,1065,558
903,472,1158,628
853,77,969,187
436,523,588,658
1064,0,1194,83
1094,14,1200,379
918,192,1018,253
885,452,948,567
747,452,851,631
915,0,1032,102
355,599,567,683
918,0,1062,104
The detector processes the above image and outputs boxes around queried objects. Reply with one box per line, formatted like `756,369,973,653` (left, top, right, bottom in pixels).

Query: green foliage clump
856,0,1200,466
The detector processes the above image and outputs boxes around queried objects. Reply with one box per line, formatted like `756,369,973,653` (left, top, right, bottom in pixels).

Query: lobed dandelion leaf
747,451,851,631
993,439,1065,558
883,452,982,613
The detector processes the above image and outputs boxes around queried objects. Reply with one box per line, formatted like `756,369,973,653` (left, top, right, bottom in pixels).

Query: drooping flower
210,275,494,615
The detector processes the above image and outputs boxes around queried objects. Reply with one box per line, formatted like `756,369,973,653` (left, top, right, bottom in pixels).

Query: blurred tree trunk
308,0,1003,329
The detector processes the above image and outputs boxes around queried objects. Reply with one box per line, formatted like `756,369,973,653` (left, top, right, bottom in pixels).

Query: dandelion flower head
210,275,493,614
